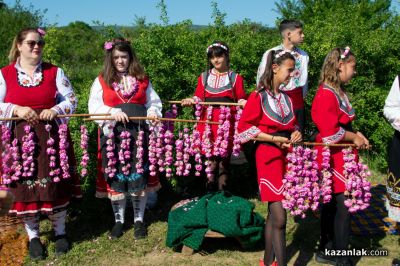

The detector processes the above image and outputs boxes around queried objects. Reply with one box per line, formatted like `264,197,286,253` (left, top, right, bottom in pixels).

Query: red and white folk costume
311,83,357,193
237,89,297,202
0,59,81,216
88,75,162,200
193,69,247,152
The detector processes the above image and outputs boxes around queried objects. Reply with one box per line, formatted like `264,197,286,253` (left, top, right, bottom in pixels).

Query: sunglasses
24,40,45,48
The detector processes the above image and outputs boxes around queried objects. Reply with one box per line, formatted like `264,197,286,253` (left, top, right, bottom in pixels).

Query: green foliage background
1,0,399,192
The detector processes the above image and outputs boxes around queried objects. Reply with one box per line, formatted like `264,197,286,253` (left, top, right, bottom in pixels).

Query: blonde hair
319,47,355,93
8,28,42,63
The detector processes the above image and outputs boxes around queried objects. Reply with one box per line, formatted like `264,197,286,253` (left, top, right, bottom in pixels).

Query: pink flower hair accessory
37,28,46,36
104,41,113,50
340,46,351,59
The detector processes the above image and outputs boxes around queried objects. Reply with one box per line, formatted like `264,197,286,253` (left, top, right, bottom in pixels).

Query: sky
3,0,281,27
4,0,400,27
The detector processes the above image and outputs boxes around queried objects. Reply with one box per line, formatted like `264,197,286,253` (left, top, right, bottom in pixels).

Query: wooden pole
83,116,221,125
167,100,243,107
0,113,112,121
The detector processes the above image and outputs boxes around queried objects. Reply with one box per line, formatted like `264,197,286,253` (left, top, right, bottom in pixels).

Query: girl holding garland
237,50,302,266
0,28,81,260
311,47,370,266
88,38,162,240
181,41,247,191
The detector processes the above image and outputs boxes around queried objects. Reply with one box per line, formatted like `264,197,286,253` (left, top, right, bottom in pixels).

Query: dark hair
101,38,145,87
279,19,303,35
8,28,44,63
203,41,237,100
319,47,355,92
257,49,295,92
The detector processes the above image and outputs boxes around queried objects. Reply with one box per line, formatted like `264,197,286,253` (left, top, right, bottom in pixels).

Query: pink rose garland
232,106,243,157
118,130,132,176
58,124,70,179
1,125,12,184
319,146,333,203
202,106,214,181
182,127,192,176
45,124,61,182
283,146,320,218
342,147,372,213
148,125,158,176
21,125,35,178
80,125,89,178
135,130,145,174
164,129,174,178
104,125,117,179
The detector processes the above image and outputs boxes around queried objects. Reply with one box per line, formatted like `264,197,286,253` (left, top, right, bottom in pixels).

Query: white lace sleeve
51,68,78,124
0,71,16,127
145,81,162,117
384,76,400,131
256,50,271,87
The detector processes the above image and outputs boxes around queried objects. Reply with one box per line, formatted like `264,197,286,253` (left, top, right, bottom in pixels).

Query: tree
211,1,226,27
156,0,169,26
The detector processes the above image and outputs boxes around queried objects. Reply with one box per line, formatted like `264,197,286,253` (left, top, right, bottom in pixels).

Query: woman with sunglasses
0,28,81,260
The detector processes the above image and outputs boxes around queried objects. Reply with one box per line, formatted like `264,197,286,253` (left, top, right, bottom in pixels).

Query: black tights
263,201,287,266
208,157,230,191
320,193,351,251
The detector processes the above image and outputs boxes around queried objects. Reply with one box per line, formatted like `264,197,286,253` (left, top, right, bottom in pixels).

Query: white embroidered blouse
0,59,77,126
384,75,400,132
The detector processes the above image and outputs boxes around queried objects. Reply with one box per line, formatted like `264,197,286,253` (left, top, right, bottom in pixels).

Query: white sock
48,210,67,237
111,198,126,224
22,216,40,241
132,194,148,223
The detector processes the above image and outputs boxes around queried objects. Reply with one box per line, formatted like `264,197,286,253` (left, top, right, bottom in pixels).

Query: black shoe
110,222,124,239
315,250,336,265
134,221,147,239
54,235,70,256
29,237,45,261
393,258,400,266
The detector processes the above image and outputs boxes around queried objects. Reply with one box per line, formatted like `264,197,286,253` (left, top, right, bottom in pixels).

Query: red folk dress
311,83,357,194
93,75,161,200
237,89,297,202
193,70,247,155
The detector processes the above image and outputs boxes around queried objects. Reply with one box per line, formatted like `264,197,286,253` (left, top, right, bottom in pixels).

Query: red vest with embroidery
2,62,57,109
98,75,149,107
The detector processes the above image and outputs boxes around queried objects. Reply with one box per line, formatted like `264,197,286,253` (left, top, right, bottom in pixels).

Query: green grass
21,165,399,266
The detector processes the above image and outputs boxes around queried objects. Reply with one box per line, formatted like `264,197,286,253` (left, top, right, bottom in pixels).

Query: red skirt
255,143,287,202
285,87,304,110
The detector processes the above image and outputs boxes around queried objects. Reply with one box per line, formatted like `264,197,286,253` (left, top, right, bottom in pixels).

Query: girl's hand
113,111,129,123
290,130,302,143
238,99,247,107
39,109,58,121
147,113,160,124
273,136,290,149
181,98,195,107
356,131,370,149
353,134,366,149
14,106,39,125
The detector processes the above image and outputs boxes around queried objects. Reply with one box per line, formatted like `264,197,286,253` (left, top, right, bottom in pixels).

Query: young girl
88,38,162,240
237,50,302,266
181,41,247,191
311,47,369,266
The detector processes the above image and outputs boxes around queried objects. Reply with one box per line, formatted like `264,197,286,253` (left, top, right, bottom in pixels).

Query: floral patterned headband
104,39,131,51
274,49,294,59
340,46,351,59
206,43,228,53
